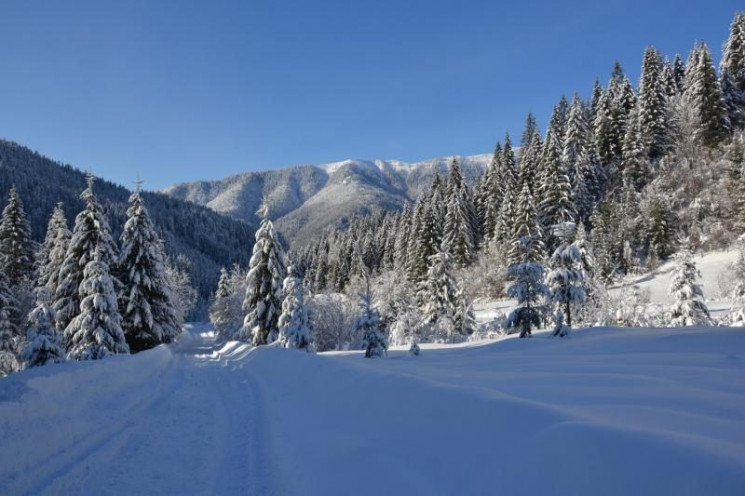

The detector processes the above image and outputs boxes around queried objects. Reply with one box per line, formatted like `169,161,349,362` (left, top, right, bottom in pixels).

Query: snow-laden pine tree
443,187,475,268
684,42,730,148
721,12,745,130
54,176,119,336
36,204,71,293
118,187,181,352
241,204,286,346
21,289,64,368
356,278,386,358
621,107,648,191
0,269,20,376
418,250,461,342
668,245,712,327
546,239,586,334
0,186,36,286
505,183,550,337
637,46,670,160
277,267,313,350
539,129,575,236
66,248,129,360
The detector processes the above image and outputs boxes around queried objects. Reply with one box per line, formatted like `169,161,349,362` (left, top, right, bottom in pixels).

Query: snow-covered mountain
162,154,492,246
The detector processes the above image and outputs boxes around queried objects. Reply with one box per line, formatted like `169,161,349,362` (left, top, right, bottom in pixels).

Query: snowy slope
2,325,745,495
617,248,740,318
162,154,491,246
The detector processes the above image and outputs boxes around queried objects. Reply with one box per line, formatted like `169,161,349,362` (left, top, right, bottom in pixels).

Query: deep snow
1,324,745,495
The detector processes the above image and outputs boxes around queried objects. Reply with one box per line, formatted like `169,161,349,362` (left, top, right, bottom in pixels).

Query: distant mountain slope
0,140,254,315
163,154,491,246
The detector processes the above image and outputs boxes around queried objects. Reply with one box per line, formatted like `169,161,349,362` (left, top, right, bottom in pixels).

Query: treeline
0,179,193,376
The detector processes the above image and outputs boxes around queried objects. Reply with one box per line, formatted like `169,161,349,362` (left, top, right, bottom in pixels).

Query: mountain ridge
163,153,492,246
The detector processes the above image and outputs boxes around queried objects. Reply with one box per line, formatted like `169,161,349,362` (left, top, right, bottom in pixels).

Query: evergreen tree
241,204,286,346
593,86,617,166
637,46,670,159
546,240,586,331
54,176,119,337
37,204,70,293
539,129,575,233
418,250,460,341
0,186,35,286
684,42,730,147
278,266,313,350
646,195,673,263
0,270,20,376
356,279,386,358
668,245,712,326
505,184,549,337
721,12,745,130
118,187,181,352
443,188,475,268
66,248,129,360
621,107,648,191
215,267,230,299
21,289,64,368
673,53,686,92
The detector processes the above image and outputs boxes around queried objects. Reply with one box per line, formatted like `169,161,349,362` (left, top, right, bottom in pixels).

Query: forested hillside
0,140,253,314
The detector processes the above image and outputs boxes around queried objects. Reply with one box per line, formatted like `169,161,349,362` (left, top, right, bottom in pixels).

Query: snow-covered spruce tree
277,266,313,350
356,277,386,358
637,46,670,160
54,176,119,337
621,107,648,192
454,281,477,337
668,245,712,327
505,183,550,337
418,250,460,342
0,269,20,376
241,204,286,346
0,186,36,286
164,254,198,323
539,129,575,238
546,239,586,334
684,42,730,148
66,248,129,360
36,203,71,293
721,12,745,130
443,187,475,269
118,187,181,352
215,267,230,299
21,289,64,368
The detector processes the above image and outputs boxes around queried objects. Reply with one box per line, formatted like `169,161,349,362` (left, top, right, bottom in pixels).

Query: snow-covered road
2,324,745,495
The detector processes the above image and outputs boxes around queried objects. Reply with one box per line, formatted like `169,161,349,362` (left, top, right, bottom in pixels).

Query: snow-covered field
2,323,745,495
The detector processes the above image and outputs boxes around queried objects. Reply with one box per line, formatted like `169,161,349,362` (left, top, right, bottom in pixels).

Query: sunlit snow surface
1,321,745,495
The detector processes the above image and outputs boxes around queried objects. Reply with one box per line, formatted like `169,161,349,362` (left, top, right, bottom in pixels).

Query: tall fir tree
21,289,64,368
418,250,459,335
684,42,730,148
505,183,549,338
637,46,670,160
54,176,119,338
539,129,576,234
356,277,387,358
241,204,286,346
0,269,20,376
277,266,313,350
36,204,71,293
0,186,36,286
66,248,129,360
721,12,745,130
118,187,181,352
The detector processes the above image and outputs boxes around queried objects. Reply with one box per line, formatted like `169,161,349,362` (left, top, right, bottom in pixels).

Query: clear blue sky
0,0,741,190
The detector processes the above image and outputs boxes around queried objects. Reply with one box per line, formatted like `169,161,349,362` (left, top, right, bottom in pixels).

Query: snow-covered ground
2,323,745,495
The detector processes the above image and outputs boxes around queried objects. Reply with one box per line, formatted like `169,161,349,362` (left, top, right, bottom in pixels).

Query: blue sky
0,0,741,190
